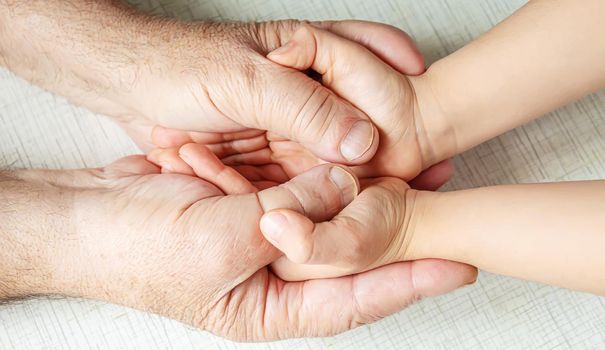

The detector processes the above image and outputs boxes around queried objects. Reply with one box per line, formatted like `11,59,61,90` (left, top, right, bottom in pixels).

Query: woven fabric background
1,1,605,349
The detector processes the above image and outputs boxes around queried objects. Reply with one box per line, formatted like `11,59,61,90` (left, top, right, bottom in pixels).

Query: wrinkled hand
148,22,441,181
264,24,451,180
107,18,427,167
147,143,477,296
33,150,474,341
150,22,452,188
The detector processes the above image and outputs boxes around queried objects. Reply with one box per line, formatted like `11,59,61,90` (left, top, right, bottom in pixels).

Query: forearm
409,181,605,295
416,0,605,162
0,0,178,117
0,170,77,299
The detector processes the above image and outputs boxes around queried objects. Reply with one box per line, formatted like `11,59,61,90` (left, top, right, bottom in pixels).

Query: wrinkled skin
111,19,429,168
32,152,476,342
148,22,453,189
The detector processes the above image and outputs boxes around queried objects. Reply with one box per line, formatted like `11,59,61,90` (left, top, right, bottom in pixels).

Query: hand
148,19,453,188
119,19,426,164
258,174,477,283
264,24,452,180
0,1,425,161
150,22,452,184
150,126,455,192
146,142,476,289
0,151,475,341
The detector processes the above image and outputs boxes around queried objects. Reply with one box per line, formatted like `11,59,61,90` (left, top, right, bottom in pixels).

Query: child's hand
266,24,449,181
259,177,430,281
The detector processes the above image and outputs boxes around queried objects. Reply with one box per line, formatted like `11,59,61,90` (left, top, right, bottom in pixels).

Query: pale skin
259,0,605,293
0,0,476,342
151,0,605,294
2,0,604,342
153,148,605,295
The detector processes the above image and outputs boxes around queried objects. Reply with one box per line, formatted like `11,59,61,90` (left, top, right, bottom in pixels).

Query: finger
151,125,265,148
268,24,410,129
260,178,407,270
147,148,196,175
233,164,290,183
252,181,280,191
258,259,476,340
257,164,359,223
205,135,269,158
178,144,258,195
408,159,454,191
221,148,273,166
316,20,425,75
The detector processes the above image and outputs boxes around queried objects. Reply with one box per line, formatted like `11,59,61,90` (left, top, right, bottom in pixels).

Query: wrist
397,189,441,261
409,64,462,168
0,170,81,299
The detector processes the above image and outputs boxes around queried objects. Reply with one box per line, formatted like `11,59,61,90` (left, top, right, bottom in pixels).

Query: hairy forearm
409,181,605,295
0,170,76,299
417,0,605,162
0,0,186,117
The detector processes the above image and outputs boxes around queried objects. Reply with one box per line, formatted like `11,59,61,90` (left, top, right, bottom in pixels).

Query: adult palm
51,150,475,341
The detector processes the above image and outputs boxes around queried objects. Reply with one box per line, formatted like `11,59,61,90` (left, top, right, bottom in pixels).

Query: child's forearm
415,0,605,163
409,181,605,295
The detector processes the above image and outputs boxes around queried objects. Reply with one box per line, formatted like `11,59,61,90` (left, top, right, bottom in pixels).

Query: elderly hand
149,22,455,187
0,151,475,341
146,142,477,296
263,24,456,180
0,1,427,165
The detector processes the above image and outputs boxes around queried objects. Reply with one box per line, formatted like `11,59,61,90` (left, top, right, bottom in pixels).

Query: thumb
249,63,380,164
267,24,408,131
256,164,359,223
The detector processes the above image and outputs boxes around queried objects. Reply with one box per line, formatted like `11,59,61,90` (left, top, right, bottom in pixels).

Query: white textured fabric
1,1,604,348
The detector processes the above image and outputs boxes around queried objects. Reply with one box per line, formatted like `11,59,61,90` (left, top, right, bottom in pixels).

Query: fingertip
150,125,166,147
179,143,257,195
178,142,211,160
151,125,188,148
411,259,478,297
260,209,315,264
267,24,316,71
267,40,296,62
260,211,289,245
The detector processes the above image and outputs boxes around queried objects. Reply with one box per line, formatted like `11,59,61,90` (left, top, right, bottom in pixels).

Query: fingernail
329,167,358,205
261,212,289,243
268,40,295,58
340,121,375,161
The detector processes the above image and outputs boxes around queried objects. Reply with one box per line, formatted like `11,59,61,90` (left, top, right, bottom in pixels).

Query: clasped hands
136,22,477,338
0,13,475,341
5,0,605,342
